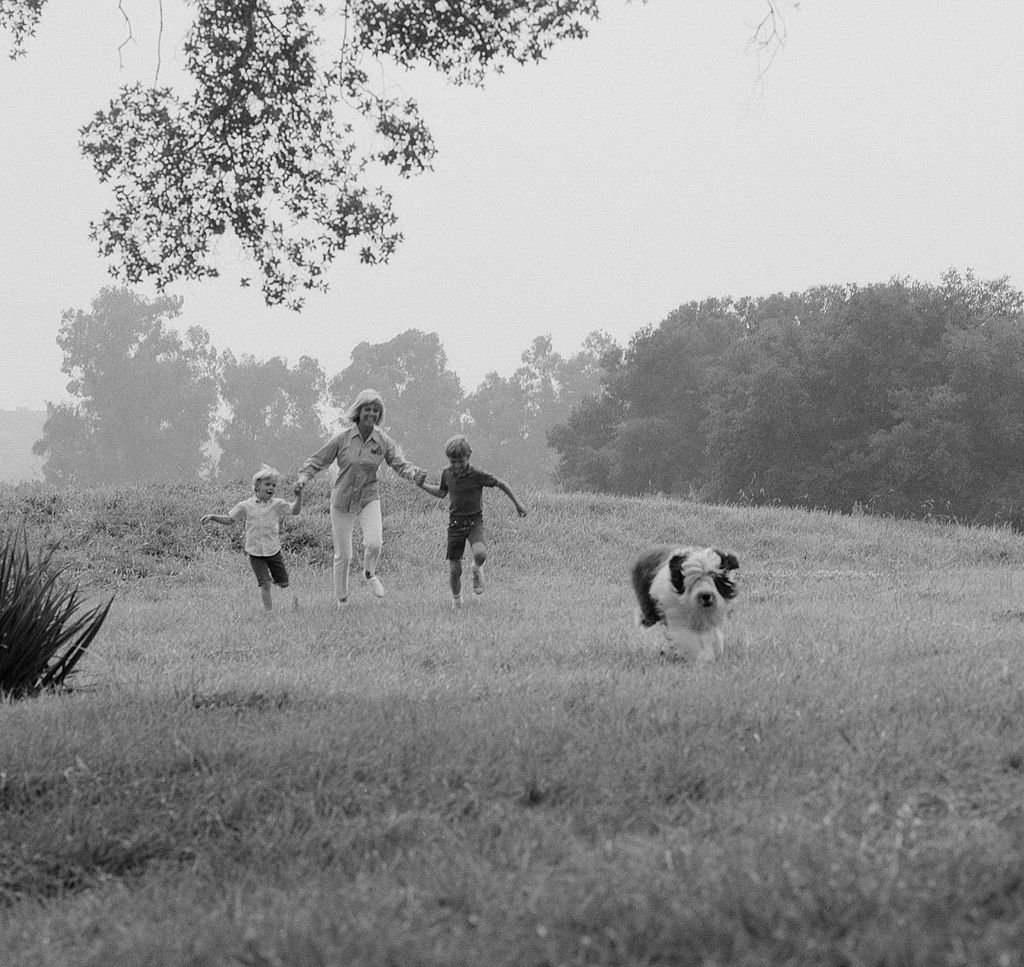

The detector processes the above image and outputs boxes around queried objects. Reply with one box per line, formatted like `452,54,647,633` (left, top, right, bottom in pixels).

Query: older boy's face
448,454,470,476
255,478,277,500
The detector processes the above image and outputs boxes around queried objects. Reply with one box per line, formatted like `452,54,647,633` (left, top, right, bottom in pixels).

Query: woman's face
448,454,470,476
358,401,382,429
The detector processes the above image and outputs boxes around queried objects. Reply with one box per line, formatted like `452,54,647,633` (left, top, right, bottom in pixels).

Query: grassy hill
2,480,1024,965
0,408,44,482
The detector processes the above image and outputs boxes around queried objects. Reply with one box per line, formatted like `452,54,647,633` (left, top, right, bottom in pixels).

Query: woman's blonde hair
343,388,385,425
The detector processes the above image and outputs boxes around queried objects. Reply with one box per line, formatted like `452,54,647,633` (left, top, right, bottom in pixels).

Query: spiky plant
0,527,113,699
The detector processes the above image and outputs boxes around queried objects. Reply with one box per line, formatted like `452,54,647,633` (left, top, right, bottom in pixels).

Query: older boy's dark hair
444,434,472,458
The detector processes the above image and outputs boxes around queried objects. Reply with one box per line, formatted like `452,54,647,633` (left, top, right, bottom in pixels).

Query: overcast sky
2,0,1023,411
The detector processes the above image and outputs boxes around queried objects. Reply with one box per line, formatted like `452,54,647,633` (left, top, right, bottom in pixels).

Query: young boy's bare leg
259,583,273,611
449,558,463,609
470,541,487,594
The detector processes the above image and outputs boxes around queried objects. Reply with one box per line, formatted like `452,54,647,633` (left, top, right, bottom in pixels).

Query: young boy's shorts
446,514,485,561
248,552,289,587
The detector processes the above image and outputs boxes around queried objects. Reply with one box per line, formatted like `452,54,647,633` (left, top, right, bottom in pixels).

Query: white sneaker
366,575,385,598
451,595,462,611
471,565,485,595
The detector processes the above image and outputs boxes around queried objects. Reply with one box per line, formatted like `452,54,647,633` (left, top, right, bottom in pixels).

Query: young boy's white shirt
229,496,294,556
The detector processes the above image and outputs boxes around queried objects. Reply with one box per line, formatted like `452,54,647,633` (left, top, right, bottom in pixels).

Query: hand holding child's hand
414,469,427,487
517,506,528,518
293,480,304,495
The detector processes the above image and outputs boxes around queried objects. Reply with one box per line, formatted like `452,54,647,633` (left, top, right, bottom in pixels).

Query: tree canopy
548,270,1024,527
1,1,792,309
1,0,604,308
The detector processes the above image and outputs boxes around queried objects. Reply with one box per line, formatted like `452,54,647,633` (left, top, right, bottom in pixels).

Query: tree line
35,272,1024,530
549,270,1024,528
32,287,611,490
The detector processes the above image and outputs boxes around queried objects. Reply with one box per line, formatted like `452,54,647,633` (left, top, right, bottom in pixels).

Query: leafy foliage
78,1,430,308
2,0,601,307
356,0,598,83
32,288,219,486
0,0,44,57
0,526,113,699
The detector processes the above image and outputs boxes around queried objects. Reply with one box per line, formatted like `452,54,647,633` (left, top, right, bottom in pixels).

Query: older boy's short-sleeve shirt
229,497,293,556
438,466,497,517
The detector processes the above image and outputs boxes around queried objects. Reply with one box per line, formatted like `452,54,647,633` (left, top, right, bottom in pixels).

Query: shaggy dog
631,545,739,662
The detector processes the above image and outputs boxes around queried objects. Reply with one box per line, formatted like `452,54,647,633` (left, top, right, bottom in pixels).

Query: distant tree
703,311,835,505
701,273,1024,522
864,272,1024,522
549,301,744,494
461,370,529,481
547,392,623,493
505,335,565,484
555,329,620,402
215,352,328,481
466,332,617,487
32,288,218,486
327,329,462,463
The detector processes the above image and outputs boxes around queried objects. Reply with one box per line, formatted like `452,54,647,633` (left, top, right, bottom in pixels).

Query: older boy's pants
330,499,383,600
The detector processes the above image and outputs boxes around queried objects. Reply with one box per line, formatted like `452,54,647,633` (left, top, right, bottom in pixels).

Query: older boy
202,465,302,611
416,435,527,610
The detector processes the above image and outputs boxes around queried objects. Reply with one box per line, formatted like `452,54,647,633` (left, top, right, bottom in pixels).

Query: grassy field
2,479,1024,966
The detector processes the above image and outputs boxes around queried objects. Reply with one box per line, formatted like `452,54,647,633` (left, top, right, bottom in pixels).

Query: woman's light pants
330,499,383,601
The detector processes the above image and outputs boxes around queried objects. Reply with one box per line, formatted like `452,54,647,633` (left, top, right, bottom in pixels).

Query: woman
294,389,425,605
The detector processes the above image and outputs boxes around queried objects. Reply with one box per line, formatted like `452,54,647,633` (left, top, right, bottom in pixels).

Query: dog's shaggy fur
631,545,739,662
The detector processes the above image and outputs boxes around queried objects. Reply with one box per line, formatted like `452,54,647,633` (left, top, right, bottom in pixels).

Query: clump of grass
0,526,114,699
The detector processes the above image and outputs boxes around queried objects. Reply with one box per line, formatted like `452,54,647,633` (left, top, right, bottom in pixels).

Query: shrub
0,527,113,699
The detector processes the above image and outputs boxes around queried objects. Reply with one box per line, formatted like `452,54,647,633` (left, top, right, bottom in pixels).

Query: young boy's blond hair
252,464,280,489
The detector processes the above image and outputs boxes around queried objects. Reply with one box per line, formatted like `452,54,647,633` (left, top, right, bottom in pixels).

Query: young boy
416,435,527,610
202,464,303,611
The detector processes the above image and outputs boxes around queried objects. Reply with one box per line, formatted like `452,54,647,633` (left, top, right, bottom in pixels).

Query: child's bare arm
494,479,528,517
201,513,235,526
290,490,303,515
416,478,446,500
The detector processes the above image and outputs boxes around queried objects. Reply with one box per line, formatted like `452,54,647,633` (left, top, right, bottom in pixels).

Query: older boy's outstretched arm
494,479,528,517
416,476,446,499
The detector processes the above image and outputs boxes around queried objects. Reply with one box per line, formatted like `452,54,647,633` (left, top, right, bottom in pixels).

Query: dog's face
665,548,738,624
632,545,739,652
